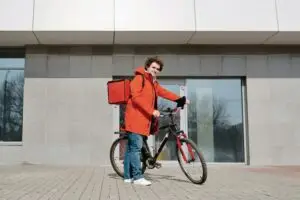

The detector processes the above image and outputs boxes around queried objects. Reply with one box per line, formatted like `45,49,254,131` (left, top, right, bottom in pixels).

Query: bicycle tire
176,138,207,184
110,136,147,178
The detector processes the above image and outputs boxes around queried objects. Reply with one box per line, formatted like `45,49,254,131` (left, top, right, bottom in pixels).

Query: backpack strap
141,74,145,88
135,74,145,89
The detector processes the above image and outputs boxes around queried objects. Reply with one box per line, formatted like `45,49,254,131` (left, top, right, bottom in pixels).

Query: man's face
147,62,161,77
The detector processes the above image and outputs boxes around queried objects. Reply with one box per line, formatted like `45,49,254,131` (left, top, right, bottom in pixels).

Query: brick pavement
0,164,299,200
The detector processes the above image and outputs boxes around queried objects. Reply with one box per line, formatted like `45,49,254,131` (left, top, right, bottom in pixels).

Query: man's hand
153,110,160,117
186,99,190,105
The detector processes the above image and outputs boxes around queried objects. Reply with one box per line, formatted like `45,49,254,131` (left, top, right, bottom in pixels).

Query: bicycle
110,106,207,185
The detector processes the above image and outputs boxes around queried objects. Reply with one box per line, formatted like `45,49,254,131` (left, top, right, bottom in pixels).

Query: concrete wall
0,143,23,165
22,46,114,165
5,45,298,166
1,0,300,45
247,55,300,165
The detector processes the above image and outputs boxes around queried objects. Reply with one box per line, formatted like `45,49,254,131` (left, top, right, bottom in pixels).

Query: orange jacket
124,66,180,136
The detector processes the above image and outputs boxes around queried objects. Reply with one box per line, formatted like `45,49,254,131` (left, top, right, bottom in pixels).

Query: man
123,56,189,186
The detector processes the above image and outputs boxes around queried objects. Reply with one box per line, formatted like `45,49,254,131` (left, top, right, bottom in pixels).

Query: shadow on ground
108,172,191,184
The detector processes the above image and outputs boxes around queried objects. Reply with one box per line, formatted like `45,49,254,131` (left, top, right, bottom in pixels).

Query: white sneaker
124,178,133,183
133,178,152,186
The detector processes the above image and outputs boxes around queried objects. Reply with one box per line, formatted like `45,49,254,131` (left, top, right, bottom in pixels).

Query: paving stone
0,164,299,200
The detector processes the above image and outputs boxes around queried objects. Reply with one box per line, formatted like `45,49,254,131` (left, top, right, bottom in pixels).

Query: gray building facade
1,45,300,166
1,0,300,166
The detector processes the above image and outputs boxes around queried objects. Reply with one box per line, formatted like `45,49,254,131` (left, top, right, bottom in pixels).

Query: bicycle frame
141,109,195,164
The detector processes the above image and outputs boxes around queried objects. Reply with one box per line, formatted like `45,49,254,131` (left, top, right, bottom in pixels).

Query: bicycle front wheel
110,136,147,178
176,138,207,184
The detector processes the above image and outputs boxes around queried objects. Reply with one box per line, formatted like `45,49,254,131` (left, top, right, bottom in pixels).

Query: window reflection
187,79,244,162
0,58,24,142
117,77,245,163
156,85,180,161
0,58,25,69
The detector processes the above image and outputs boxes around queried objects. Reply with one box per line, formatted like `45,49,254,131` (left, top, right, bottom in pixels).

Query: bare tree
212,97,230,129
186,93,245,162
0,72,24,141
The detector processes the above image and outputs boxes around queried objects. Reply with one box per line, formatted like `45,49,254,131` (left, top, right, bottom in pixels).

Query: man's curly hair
144,56,164,72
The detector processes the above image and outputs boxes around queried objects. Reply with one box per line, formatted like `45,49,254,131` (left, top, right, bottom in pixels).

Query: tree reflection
118,81,244,162
188,93,244,162
0,71,24,141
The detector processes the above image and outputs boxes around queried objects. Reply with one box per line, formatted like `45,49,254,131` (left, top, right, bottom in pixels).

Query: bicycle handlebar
159,96,187,117
160,107,178,114
159,107,181,118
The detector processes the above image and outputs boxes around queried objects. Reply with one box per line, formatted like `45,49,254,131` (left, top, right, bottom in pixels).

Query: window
0,58,24,142
115,76,246,163
187,78,245,162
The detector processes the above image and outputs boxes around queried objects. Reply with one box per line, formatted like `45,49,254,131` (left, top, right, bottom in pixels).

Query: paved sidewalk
0,164,299,200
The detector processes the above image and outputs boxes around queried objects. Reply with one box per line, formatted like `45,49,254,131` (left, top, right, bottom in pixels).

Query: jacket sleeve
156,83,180,101
130,75,154,117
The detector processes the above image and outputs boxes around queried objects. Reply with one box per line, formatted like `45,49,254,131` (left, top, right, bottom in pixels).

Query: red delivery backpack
107,75,144,104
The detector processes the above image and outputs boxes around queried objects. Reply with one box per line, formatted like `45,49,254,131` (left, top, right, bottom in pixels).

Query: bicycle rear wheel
176,138,207,184
110,136,147,178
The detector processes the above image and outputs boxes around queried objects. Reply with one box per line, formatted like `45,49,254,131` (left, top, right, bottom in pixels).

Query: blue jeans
123,132,144,180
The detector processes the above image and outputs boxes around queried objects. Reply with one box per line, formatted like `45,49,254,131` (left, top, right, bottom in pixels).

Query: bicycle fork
176,131,195,163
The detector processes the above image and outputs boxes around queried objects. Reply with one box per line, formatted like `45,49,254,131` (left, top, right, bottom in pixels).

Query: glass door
154,79,186,161
186,78,245,163
113,77,246,163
